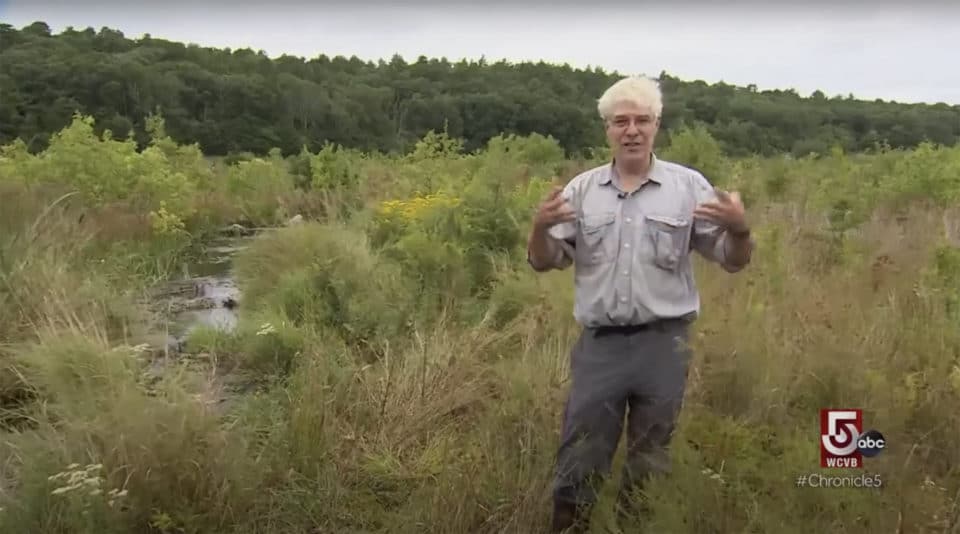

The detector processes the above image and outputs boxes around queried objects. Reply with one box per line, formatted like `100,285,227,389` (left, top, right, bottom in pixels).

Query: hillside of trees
2,20,960,158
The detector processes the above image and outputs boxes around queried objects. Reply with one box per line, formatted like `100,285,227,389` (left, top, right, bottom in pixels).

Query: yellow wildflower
376,192,461,224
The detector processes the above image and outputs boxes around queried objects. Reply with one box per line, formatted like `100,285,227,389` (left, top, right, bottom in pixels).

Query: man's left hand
693,188,748,234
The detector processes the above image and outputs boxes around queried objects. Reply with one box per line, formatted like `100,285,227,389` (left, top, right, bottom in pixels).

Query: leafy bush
661,123,731,186
233,223,415,353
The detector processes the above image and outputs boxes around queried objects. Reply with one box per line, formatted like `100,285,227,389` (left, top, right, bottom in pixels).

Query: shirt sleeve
546,224,576,269
527,181,578,271
689,172,749,272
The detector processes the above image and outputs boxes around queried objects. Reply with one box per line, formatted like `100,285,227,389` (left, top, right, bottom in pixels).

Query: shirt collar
600,152,664,186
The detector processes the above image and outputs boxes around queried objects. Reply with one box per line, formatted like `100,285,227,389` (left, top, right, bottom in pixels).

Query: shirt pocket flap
645,214,689,228
582,212,616,234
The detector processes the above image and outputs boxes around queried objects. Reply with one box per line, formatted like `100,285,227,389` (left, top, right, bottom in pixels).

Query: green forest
2,20,960,159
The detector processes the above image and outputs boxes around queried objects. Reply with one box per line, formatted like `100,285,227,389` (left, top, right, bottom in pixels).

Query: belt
589,317,689,335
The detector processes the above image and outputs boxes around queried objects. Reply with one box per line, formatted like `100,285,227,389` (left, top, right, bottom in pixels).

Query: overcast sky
3,1,959,105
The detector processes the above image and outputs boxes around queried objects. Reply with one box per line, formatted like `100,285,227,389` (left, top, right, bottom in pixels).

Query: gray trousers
553,318,692,508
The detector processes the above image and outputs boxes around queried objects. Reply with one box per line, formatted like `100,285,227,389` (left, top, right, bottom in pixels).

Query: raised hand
693,187,748,234
533,185,576,230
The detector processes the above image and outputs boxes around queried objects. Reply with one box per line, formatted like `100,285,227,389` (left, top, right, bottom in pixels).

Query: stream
154,219,299,346
147,229,261,356
140,228,268,409
142,220,300,408
168,237,246,340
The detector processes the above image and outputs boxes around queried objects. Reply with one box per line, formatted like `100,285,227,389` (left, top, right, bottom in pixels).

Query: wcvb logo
820,409,886,468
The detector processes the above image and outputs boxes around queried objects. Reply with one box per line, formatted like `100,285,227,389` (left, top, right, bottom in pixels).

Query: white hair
597,76,663,120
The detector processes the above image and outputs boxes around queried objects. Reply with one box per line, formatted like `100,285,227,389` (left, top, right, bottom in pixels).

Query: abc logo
857,429,886,458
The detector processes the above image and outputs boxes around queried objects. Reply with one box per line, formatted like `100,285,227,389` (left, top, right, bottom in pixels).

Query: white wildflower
51,485,77,495
256,322,277,336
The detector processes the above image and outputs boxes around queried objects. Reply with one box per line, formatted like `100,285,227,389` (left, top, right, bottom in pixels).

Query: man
527,75,754,532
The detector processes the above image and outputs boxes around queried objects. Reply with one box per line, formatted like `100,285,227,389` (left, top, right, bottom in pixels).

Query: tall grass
0,115,958,532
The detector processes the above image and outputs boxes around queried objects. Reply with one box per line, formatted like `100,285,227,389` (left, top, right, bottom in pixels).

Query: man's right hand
533,185,576,230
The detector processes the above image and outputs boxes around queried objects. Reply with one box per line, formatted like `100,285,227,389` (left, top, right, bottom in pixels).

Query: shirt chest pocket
577,212,617,265
644,214,692,271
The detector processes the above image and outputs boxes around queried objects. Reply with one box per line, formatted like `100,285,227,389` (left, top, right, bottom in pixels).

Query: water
142,228,283,410
162,235,250,343
170,275,240,336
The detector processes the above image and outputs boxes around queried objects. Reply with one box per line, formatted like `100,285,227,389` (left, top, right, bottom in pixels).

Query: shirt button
624,243,630,248
622,270,629,276
625,217,632,223
619,296,627,303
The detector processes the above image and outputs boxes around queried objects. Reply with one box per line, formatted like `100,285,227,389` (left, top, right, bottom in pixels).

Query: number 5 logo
821,409,861,456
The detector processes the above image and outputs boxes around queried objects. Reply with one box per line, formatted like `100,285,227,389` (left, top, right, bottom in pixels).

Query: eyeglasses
607,115,657,129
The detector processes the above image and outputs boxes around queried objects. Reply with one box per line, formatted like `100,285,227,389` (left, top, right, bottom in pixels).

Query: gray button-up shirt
530,155,750,328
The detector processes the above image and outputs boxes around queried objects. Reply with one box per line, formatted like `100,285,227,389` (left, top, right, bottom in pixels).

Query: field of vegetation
1,112,959,534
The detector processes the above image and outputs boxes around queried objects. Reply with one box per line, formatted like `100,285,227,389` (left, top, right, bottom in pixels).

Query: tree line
2,20,959,158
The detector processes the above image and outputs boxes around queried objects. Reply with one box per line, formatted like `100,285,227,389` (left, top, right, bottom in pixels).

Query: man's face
605,101,660,163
